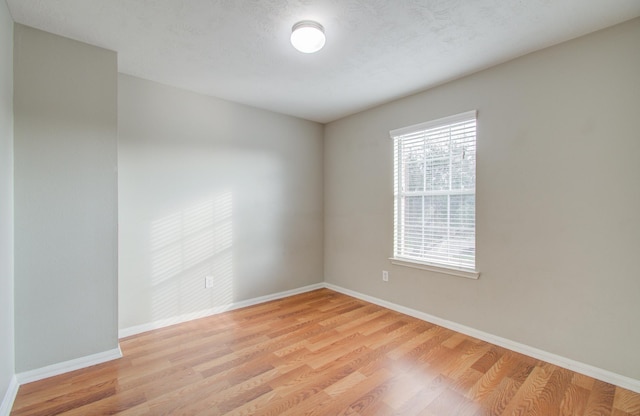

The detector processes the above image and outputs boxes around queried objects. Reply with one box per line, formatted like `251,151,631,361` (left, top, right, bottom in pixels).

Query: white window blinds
391,111,477,272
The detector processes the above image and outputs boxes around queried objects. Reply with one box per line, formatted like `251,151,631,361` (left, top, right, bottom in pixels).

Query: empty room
1,1,639,415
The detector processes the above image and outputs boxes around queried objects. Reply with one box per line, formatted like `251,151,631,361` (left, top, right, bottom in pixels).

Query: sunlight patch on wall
149,192,234,320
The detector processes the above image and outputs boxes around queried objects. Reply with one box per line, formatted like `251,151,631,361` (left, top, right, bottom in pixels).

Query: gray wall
0,0,15,399
324,18,640,380
118,74,324,330
13,25,119,372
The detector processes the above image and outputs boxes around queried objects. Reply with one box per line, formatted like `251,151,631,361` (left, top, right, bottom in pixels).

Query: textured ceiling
7,0,640,123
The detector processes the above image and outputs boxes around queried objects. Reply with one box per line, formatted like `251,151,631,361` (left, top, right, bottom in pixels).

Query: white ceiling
6,1,640,123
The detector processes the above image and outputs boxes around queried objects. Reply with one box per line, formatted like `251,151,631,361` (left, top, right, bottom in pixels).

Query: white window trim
389,257,480,279
389,111,477,138
390,110,480,279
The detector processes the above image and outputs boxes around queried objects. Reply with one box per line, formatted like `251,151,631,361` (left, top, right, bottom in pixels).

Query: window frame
390,110,480,279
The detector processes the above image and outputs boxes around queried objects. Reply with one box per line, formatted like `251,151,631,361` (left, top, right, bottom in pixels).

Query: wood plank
499,362,555,415
584,380,616,416
613,387,640,415
559,382,590,416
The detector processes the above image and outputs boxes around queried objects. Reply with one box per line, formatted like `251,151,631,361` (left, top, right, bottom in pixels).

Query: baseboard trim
119,283,325,339
0,375,18,416
6,283,638,399
16,346,123,385
324,283,640,394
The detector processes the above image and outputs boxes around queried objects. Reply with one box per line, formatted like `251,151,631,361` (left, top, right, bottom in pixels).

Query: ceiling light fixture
290,21,326,53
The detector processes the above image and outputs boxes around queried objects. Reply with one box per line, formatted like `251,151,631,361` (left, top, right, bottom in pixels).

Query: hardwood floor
10,289,640,415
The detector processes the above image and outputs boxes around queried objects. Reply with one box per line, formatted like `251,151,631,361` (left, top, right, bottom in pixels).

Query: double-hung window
391,111,478,278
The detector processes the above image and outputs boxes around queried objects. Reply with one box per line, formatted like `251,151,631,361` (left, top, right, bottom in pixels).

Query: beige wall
13,25,119,372
6,10,638,387
0,0,15,400
118,75,324,331
324,18,640,379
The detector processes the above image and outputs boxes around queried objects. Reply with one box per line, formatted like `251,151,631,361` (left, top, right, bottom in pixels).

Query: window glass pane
424,138,449,191
404,161,424,192
450,194,475,268
403,195,423,258
450,194,475,230
423,195,448,229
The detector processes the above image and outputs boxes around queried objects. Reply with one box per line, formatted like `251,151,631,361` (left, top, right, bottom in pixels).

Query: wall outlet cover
205,276,214,288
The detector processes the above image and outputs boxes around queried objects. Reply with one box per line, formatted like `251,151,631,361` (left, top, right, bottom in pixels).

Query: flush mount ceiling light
290,21,326,53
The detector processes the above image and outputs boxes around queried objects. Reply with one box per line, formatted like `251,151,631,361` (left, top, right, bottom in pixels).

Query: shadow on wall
149,192,234,320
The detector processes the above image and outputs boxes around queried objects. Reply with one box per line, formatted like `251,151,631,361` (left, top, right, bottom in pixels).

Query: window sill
389,257,480,280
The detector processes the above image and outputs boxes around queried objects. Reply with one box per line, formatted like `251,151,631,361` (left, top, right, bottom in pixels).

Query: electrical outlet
382,270,389,282
205,276,214,288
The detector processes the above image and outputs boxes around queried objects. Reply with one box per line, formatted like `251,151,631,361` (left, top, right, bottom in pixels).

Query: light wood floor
11,289,640,415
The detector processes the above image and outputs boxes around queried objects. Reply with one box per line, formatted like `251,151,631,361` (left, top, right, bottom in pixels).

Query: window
391,111,478,278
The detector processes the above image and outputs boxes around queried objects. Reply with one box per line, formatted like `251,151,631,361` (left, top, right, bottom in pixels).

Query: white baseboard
324,283,640,394
6,281,638,405
119,283,325,339
16,346,123,385
0,375,18,416
5,283,325,398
